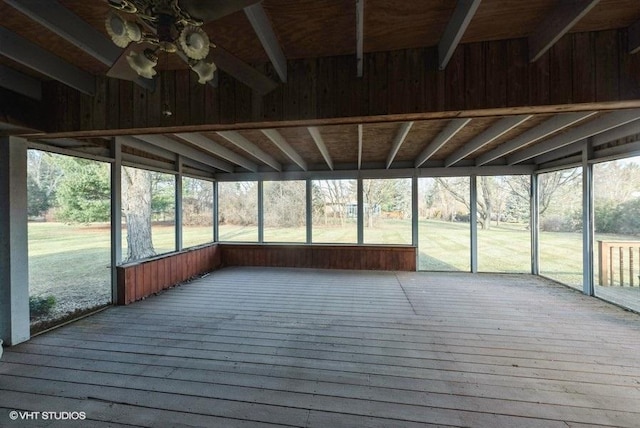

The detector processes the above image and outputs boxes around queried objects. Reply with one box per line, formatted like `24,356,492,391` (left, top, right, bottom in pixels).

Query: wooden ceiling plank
5,0,120,66
0,64,41,100
507,109,640,164
445,115,532,167
210,45,278,95
628,19,640,54
261,129,307,171
386,122,414,169
217,130,282,171
307,127,334,170
356,0,364,77
358,124,363,169
529,0,600,63
415,118,471,168
174,132,258,172
245,3,287,83
0,27,95,95
475,111,598,166
135,134,234,172
438,0,482,70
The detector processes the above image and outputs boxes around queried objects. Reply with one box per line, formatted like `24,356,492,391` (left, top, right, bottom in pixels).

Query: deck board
2,267,640,427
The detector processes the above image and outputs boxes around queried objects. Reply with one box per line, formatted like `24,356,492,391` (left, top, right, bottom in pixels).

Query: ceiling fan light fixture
190,59,216,84
179,26,210,60
124,20,142,42
106,11,132,48
126,48,158,79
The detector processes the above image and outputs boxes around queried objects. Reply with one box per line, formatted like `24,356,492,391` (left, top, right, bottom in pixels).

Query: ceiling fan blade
209,44,277,95
106,44,156,91
180,0,262,22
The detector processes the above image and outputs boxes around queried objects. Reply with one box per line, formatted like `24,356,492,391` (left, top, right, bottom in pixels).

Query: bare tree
122,167,155,261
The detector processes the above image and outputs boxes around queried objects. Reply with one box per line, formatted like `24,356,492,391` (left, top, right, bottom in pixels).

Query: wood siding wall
43,30,640,133
220,244,417,271
115,243,415,305
116,244,222,305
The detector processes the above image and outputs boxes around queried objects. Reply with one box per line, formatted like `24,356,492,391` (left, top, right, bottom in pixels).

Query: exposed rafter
358,124,363,169
245,3,287,83
261,129,308,171
217,131,282,171
507,109,640,164
475,112,597,166
174,133,258,172
438,0,482,70
0,64,41,100
135,134,234,172
307,127,334,170
445,115,531,167
356,0,364,77
529,0,600,62
0,27,95,95
386,122,414,169
415,118,471,168
533,140,586,165
5,0,120,66
628,19,640,54
119,135,213,172
210,45,278,95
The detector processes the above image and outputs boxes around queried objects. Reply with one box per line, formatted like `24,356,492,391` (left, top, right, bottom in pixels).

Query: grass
28,220,638,323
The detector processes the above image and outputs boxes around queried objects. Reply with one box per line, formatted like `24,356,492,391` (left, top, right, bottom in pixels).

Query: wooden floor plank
2,267,640,427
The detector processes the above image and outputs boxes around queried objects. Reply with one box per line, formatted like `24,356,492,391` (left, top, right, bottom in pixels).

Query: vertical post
175,156,183,251
306,179,312,243
530,173,540,275
0,137,30,345
598,241,608,285
470,175,478,273
111,138,122,305
582,143,594,295
412,175,419,270
213,181,219,242
258,180,264,243
357,177,364,244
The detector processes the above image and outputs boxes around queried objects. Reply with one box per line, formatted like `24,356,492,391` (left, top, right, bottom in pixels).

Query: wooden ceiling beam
386,122,414,169
356,0,364,77
507,109,640,164
0,64,41,100
217,131,282,171
245,3,287,83
261,129,307,171
628,19,640,54
529,0,600,62
0,27,95,95
135,134,234,172
415,118,470,167
174,133,258,172
307,127,334,170
5,0,120,66
210,45,278,95
475,111,597,166
445,115,531,167
438,0,482,70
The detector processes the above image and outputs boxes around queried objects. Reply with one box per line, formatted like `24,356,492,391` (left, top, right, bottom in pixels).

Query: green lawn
28,220,636,324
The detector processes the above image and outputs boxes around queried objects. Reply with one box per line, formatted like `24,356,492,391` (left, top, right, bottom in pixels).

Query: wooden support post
598,240,608,286
620,246,624,286
630,247,634,287
111,138,122,304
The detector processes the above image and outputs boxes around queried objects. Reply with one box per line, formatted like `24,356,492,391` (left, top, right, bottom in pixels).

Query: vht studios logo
9,411,87,421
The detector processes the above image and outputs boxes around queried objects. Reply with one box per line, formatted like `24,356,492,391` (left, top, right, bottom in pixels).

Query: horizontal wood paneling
116,244,222,305
40,29,640,134
220,244,416,271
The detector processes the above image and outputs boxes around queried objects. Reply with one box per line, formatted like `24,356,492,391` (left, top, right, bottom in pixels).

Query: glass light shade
179,27,210,60
105,12,131,48
126,49,158,79
191,60,216,84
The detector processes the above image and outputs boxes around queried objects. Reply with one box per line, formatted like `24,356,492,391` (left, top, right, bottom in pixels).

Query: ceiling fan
105,0,261,85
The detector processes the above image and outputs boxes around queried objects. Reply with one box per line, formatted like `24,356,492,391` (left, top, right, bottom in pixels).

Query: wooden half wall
116,243,416,305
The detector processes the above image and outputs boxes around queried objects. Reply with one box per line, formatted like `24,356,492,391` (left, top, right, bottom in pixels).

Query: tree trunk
122,167,155,261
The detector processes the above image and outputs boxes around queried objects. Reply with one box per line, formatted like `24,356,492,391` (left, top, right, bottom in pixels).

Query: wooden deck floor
2,267,640,427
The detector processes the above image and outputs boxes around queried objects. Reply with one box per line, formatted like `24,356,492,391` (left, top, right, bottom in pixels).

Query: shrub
29,296,56,318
